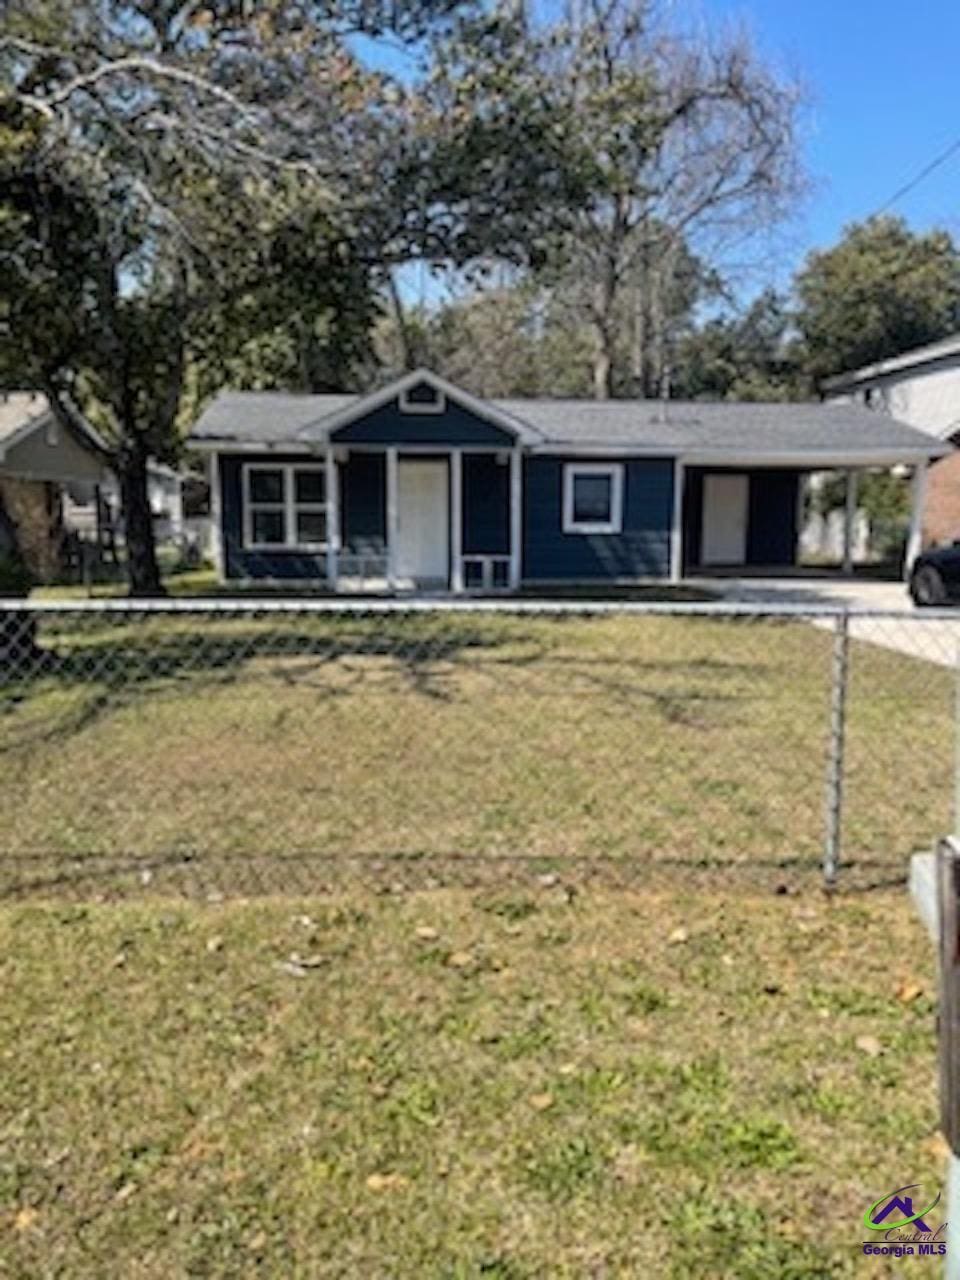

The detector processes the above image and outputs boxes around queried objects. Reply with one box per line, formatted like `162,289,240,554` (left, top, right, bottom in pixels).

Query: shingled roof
188,373,949,462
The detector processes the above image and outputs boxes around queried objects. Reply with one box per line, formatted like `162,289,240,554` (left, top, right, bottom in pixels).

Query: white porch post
208,452,224,583
842,468,858,575
325,447,339,589
669,458,685,583
509,447,522,591
386,447,399,590
905,461,928,579
450,449,464,593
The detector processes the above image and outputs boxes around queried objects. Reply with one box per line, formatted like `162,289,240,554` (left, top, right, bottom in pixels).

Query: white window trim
398,385,447,415
562,463,624,535
243,462,329,552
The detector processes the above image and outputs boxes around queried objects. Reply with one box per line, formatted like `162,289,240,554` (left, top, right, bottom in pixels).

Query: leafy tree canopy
795,215,960,382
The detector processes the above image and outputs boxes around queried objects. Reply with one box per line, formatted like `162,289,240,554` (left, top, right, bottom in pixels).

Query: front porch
326,446,522,594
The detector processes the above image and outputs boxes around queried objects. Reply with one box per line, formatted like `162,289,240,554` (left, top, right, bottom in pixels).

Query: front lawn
0,886,940,1278
0,610,951,885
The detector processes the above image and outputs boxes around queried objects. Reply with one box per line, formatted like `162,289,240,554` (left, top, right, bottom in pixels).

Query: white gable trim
308,369,542,444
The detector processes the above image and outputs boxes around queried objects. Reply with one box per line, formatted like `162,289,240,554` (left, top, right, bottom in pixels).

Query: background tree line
2,0,958,592
376,215,960,403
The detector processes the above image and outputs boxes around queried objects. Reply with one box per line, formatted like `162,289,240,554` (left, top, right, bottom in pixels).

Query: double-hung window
562,463,624,534
244,464,328,550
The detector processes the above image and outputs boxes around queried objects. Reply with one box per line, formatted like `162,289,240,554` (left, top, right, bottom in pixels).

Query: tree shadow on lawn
0,614,776,755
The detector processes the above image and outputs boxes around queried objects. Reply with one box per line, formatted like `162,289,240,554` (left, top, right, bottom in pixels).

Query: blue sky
700,0,960,260
357,0,960,304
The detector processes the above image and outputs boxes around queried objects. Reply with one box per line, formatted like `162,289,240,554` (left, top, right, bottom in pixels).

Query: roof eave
685,446,951,467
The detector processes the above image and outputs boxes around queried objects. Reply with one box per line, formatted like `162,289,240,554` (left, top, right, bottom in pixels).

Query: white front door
702,474,749,566
396,459,449,585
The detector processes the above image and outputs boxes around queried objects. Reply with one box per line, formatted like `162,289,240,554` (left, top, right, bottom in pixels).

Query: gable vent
399,380,446,415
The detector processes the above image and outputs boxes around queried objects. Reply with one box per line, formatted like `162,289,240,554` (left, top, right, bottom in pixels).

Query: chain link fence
1,598,957,899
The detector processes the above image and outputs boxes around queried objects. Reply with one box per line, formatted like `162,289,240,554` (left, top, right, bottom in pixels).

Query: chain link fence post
824,610,850,892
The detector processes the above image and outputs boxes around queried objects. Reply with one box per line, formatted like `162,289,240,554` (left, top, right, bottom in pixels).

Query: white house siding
825,353,960,548
826,355,960,442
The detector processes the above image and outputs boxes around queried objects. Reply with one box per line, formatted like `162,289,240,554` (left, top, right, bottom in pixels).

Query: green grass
0,886,940,1277
0,611,951,877
0,615,948,1274
30,570,715,602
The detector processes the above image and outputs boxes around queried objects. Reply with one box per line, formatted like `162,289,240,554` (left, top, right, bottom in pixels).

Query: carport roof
189,372,949,464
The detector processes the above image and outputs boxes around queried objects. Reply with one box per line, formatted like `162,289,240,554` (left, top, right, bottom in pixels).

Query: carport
673,403,951,579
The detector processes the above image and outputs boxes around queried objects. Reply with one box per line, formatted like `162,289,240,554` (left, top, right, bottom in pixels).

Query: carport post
823,611,850,891
843,469,858,574
905,462,928,580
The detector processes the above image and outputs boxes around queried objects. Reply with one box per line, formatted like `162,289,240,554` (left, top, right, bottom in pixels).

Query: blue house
188,369,947,591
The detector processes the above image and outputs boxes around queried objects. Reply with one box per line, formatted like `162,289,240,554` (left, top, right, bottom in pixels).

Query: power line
873,136,960,217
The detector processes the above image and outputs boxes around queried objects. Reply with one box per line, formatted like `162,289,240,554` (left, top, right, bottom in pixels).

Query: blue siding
682,468,799,570
220,453,326,581
332,397,515,446
523,457,674,580
220,450,674,584
342,453,385,555
463,453,509,555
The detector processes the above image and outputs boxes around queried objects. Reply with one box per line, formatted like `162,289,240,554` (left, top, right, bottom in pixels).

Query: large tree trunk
118,439,164,597
0,490,38,670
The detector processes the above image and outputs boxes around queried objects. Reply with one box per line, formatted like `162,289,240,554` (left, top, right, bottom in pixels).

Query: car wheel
910,564,947,607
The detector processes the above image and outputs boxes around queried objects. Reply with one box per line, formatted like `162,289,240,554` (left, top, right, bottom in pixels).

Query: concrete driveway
688,575,960,667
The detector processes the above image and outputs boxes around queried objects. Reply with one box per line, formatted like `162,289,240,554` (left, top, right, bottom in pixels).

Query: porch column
842,468,858,574
905,461,928,579
509,447,522,590
386,446,399,590
208,452,224,583
669,459,684,582
325,447,339,589
450,448,464,593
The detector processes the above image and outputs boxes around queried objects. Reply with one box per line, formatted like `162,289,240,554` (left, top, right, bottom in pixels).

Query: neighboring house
0,392,109,581
187,369,946,592
63,462,186,547
823,335,960,546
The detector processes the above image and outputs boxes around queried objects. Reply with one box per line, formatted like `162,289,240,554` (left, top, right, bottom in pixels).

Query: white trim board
562,462,625,535
242,461,329,553
316,369,540,445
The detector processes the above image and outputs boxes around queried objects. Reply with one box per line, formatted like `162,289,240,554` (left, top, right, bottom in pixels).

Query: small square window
252,509,285,545
572,474,613,524
295,469,325,504
249,469,284,504
563,464,624,534
296,510,327,545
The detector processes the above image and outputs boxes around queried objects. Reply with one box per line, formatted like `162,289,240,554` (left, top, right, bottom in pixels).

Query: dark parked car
910,543,960,606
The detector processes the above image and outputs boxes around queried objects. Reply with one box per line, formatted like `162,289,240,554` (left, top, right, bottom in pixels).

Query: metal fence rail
1,598,957,898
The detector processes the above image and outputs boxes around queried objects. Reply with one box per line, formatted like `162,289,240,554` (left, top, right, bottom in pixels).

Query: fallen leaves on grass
855,1035,884,1058
895,979,924,1004
529,1093,555,1112
12,1207,39,1233
366,1172,409,1193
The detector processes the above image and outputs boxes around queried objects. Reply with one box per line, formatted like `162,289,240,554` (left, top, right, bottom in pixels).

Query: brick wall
924,453,960,547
